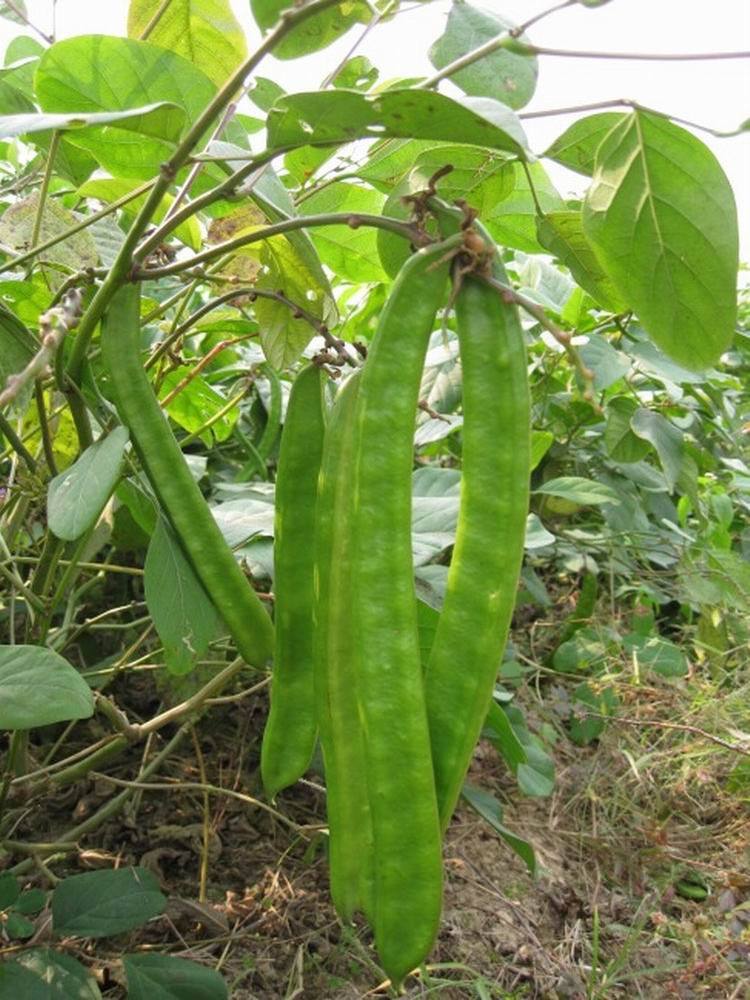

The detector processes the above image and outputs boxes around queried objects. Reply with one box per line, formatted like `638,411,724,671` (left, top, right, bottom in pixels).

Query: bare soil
7,666,749,1000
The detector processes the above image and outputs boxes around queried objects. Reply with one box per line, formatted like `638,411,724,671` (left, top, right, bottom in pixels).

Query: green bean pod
351,243,453,987
261,364,327,799
101,283,274,668
312,370,375,923
425,267,530,831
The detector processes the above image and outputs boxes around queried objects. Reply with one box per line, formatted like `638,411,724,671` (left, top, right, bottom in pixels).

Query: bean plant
0,0,745,995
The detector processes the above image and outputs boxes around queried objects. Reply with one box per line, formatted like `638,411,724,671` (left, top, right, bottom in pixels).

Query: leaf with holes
428,2,538,109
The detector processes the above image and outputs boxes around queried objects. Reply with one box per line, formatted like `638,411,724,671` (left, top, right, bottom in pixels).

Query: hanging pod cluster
101,219,530,988
262,226,531,986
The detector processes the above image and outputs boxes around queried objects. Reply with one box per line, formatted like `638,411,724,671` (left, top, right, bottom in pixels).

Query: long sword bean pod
350,241,457,987
261,364,327,799
425,264,531,831
312,370,375,923
101,282,274,668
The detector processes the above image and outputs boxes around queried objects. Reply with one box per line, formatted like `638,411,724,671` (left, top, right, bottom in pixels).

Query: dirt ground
8,663,749,1000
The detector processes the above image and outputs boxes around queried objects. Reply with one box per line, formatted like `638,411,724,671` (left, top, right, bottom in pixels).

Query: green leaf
578,335,630,390
247,75,285,113
159,369,237,445
47,426,129,541
482,700,527,768
461,783,536,873
0,103,184,140
5,911,35,938
0,646,94,730
144,518,220,675
582,112,738,370
630,408,684,490
267,88,529,159
250,0,370,60
51,867,165,938
623,633,688,677
123,954,228,1000
604,397,650,463
0,1,29,25
544,112,624,176
127,0,247,88
250,166,336,328
525,513,555,549
332,55,378,91
0,873,20,910
534,476,620,506
0,302,36,413
428,2,538,110
530,430,553,471
301,181,387,282
552,627,609,673
485,161,565,253
14,888,47,915
8,949,102,999
411,144,516,218
35,35,215,178
79,177,201,251
536,211,626,311
568,682,617,746
0,192,98,273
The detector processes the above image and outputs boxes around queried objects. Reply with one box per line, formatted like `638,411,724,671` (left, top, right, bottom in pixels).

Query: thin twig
581,713,750,758
0,412,36,471
523,44,750,61
521,98,744,139
483,275,599,408
132,212,426,280
89,775,304,832
420,0,576,90
1,0,53,44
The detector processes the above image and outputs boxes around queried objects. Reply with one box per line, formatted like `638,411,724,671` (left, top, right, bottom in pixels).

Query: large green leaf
267,88,528,158
428,2,538,110
47,427,129,541
5,950,102,1000
250,0,370,60
484,161,565,253
536,211,626,311
124,954,228,1000
34,35,216,178
582,112,738,370
630,407,684,491
301,181,387,282
0,646,94,730
52,868,165,938
127,0,247,87
144,517,220,675
79,177,201,251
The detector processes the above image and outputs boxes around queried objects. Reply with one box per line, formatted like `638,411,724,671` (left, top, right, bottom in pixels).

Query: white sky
2,0,749,254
